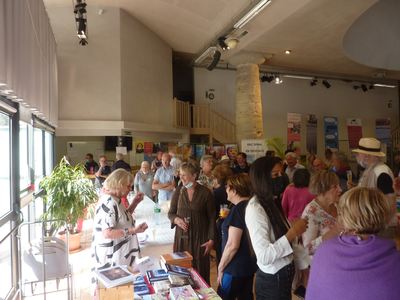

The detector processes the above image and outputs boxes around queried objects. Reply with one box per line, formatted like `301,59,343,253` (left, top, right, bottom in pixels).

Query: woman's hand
217,267,223,286
134,222,148,234
201,239,214,256
174,217,188,232
286,218,308,242
133,192,144,205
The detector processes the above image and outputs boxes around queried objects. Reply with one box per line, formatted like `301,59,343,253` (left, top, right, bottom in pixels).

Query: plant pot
57,230,83,252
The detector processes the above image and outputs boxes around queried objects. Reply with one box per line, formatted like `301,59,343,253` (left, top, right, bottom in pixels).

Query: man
94,155,111,188
84,153,99,174
285,152,305,182
152,153,175,203
111,153,131,172
151,151,163,173
312,157,327,172
233,152,250,174
351,137,396,227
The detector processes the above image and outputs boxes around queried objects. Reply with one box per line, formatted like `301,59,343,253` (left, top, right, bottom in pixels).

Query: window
0,223,12,299
19,121,30,193
33,128,44,191
0,112,11,217
44,131,53,176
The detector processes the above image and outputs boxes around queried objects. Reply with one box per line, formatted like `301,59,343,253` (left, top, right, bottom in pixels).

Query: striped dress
91,194,140,272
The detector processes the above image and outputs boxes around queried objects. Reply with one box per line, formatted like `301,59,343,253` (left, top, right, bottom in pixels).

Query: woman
212,164,234,263
168,162,215,284
301,170,341,257
92,169,148,271
197,155,215,190
306,187,400,300
134,161,155,200
217,174,257,300
245,156,309,300
282,169,314,223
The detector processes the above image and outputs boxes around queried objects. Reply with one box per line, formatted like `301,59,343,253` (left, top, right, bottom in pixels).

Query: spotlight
274,75,283,84
225,38,239,49
207,49,221,71
353,85,360,90
260,74,274,82
218,37,229,51
361,84,368,92
284,50,292,55
368,84,374,90
322,80,331,88
310,79,318,86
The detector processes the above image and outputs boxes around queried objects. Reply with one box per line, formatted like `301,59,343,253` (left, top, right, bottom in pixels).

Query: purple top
281,186,314,222
306,234,400,300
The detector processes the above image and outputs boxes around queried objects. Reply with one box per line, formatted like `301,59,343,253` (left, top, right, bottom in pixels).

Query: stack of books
169,285,198,300
146,269,169,284
133,274,151,297
160,251,193,268
95,265,134,288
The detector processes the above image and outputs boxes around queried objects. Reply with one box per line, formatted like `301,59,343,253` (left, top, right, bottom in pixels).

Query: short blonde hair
103,169,133,197
338,187,391,234
180,162,198,176
309,170,339,195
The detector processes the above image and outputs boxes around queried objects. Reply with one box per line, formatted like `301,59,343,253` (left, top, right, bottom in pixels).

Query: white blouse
245,195,309,274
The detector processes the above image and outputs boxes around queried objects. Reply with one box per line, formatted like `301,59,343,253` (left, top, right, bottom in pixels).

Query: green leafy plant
266,137,286,159
40,157,98,234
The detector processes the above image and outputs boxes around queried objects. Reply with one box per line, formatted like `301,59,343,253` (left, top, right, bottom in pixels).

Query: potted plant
40,157,98,251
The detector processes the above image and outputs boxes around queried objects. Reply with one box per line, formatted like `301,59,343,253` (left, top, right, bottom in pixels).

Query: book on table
168,274,197,289
146,268,169,283
163,263,191,277
169,285,199,300
197,288,222,299
95,265,134,288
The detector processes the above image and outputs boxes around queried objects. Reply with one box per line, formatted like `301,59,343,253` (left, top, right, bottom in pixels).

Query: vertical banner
241,139,267,163
287,113,301,150
306,114,317,154
324,116,339,150
347,118,363,149
375,118,391,145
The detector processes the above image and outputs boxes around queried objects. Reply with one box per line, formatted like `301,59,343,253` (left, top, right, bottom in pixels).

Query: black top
111,160,131,172
95,165,112,186
221,201,257,277
377,173,394,194
232,164,250,174
84,160,99,173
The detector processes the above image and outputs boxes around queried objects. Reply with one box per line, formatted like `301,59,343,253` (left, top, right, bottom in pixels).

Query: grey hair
200,155,213,168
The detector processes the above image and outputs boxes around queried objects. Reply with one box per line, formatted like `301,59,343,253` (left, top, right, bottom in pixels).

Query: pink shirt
281,185,314,222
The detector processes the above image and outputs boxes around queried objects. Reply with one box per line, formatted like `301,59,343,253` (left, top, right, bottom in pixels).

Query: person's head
156,151,163,160
236,152,247,167
99,155,107,166
161,153,171,168
331,152,349,170
200,155,214,173
179,162,198,186
212,164,233,186
140,161,150,174
116,153,124,161
352,138,385,169
312,158,326,172
285,152,298,168
309,170,341,202
226,174,252,202
227,147,237,160
338,187,391,235
85,153,94,162
293,169,311,188
103,169,133,198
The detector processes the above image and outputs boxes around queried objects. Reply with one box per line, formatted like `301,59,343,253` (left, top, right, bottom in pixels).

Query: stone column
229,52,265,148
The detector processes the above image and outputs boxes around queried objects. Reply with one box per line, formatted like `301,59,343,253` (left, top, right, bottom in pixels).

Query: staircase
173,98,236,144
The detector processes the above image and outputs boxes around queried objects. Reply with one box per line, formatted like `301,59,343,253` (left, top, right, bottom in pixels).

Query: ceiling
43,0,400,81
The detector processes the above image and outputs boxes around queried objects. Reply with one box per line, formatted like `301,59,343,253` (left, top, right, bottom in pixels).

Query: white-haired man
285,151,305,182
152,153,175,203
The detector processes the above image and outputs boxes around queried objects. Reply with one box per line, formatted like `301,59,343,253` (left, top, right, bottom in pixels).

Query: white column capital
228,51,265,66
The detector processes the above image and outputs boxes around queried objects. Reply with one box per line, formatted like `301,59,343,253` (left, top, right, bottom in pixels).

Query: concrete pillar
229,52,265,148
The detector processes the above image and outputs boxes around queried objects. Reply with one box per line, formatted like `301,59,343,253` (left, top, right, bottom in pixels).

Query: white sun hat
352,137,385,157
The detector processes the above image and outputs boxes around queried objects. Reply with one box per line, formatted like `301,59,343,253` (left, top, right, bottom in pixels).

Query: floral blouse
197,170,215,190
301,199,336,257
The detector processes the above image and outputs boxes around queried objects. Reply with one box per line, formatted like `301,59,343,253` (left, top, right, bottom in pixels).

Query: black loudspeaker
207,50,221,71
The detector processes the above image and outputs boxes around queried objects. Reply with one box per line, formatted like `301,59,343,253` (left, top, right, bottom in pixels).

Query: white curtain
0,0,58,126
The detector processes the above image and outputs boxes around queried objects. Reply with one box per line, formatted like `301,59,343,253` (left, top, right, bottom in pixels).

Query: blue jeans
255,263,295,300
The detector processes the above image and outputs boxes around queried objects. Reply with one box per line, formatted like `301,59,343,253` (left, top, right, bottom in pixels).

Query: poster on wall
287,113,301,150
347,118,363,149
143,142,154,163
135,141,144,153
375,118,391,145
306,114,317,155
323,116,339,150
225,144,238,160
241,139,267,163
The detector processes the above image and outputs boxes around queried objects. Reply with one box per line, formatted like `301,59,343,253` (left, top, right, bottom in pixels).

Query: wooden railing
173,98,235,143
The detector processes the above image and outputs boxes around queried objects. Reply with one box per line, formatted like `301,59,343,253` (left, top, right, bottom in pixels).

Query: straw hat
352,137,385,157
220,155,230,161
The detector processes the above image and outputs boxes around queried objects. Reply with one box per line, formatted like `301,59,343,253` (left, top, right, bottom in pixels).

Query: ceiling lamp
274,75,282,84
218,37,229,51
233,0,272,29
285,50,292,54
225,38,239,50
310,79,318,86
322,80,331,88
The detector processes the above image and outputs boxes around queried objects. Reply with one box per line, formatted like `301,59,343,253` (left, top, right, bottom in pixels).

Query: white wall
120,10,173,126
194,67,399,157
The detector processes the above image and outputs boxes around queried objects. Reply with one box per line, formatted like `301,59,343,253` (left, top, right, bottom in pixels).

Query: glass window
0,112,11,217
19,121,30,192
33,128,44,191
0,223,12,299
44,131,53,176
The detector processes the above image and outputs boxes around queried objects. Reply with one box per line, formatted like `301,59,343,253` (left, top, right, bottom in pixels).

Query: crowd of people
87,137,400,300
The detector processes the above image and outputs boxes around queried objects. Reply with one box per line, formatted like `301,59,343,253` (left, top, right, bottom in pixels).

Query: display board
66,141,104,166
